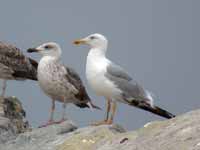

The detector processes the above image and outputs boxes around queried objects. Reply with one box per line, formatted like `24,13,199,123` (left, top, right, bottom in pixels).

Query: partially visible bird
74,33,175,125
27,42,100,127
0,41,38,97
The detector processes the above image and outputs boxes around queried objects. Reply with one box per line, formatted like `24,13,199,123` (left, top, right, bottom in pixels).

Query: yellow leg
105,98,111,121
91,98,111,126
107,101,117,124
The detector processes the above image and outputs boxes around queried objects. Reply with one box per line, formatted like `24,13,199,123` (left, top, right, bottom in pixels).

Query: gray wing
106,72,147,101
106,62,132,81
0,42,38,80
105,64,151,104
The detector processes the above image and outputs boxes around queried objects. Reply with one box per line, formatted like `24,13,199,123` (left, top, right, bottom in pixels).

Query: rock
3,97,29,133
58,124,126,150
1,96,200,150
0,116,16,144
94,110,200,150
3,120,77,150
0,97,30,144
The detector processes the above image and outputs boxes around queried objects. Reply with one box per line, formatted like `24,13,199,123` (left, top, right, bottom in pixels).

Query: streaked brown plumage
0,41,38,96
27,42,100,127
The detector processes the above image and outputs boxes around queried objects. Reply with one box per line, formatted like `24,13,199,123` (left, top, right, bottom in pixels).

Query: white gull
74,33,175,125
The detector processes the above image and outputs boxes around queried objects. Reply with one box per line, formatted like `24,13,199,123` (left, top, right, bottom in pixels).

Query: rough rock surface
1,121,77,150
57,110,200,150
0,97,29,145
0,97,200,150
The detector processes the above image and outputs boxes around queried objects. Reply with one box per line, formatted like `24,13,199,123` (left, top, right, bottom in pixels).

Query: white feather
145,90,155,107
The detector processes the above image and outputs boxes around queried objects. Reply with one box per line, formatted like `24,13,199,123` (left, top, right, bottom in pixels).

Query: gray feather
107,62,132,81
105,71,151,104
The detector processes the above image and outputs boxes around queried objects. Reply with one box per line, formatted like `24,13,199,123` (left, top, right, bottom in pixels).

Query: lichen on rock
3,96,30,133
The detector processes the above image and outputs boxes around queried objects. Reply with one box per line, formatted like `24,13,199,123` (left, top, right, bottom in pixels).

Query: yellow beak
73,39,87,45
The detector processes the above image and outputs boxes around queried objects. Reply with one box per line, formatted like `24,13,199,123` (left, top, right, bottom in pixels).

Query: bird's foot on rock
91,120,113,126
54,118,67,124
38,120,58,128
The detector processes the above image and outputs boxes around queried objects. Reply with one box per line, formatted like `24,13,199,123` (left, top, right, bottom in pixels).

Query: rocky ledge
0,97,200,150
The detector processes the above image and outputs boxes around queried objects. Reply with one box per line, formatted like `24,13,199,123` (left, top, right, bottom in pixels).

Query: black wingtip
89,102,102,110
151,105,176,119
75,103,89,108
129,99,175,119
75,102,102,110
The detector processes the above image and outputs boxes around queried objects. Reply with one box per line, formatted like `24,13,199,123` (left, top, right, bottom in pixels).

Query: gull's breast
37,57,70,100
86,56,120,98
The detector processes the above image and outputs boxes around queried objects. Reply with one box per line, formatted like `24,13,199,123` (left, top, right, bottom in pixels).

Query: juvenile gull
27,42,100,126
74,33,175,125
0,41,38,97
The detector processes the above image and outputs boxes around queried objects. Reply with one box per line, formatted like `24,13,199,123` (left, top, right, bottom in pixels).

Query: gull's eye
90,36,96,40
44,45,51,49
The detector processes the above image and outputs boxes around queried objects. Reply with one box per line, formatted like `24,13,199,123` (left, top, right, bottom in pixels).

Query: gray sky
0,0,199,130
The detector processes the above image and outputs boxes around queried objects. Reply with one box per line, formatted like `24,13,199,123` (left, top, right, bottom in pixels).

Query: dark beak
27,48,39,53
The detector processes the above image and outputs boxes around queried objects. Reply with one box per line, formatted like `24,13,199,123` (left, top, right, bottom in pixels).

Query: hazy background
0,0,199,130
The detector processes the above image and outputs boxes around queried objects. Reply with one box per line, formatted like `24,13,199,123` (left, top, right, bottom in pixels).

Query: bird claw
54,118,67,124
38,120,56,128
38,118,68,128
91,120,113,126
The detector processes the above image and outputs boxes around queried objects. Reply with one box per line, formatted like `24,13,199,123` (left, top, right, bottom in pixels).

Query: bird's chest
38,60,56,84
86,57,114,97
37,59,65,97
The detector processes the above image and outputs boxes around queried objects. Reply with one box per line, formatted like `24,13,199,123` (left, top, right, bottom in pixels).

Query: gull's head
27,42,62,58
73,33,108,50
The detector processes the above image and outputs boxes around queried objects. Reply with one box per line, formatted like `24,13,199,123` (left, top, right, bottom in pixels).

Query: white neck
41,51,61,60
88,47,107,59
86,47,109,76
40,47,62,60
85,47,110,96
40,55,60,63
